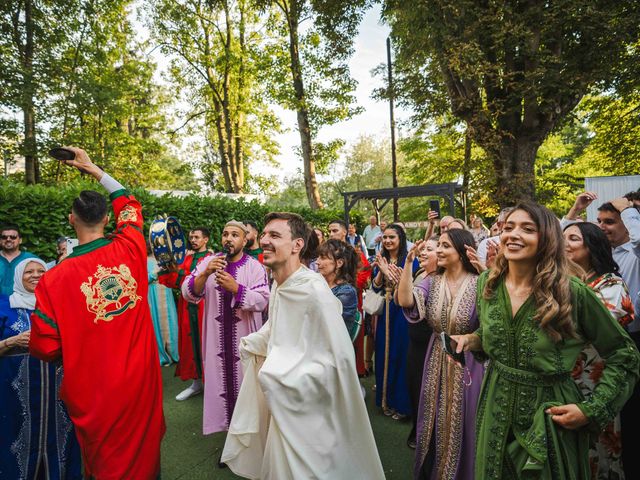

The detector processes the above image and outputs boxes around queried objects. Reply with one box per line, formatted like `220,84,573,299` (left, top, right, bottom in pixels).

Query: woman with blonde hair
470,217,489,244
453,202,640,479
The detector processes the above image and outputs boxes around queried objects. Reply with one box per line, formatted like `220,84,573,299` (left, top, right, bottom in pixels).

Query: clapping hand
374,253,390,277
465,245,486,273
387,264,403,286
406,240,424,263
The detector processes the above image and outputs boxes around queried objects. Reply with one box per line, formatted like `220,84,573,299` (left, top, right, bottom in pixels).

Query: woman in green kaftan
453,202,640,479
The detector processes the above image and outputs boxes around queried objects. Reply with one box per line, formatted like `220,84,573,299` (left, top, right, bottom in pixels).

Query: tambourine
148,215,187,268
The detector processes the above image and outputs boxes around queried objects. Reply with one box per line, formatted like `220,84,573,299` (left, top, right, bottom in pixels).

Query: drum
148,215,187,268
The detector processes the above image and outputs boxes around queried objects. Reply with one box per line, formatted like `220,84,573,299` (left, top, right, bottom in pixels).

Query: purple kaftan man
182,221,270,434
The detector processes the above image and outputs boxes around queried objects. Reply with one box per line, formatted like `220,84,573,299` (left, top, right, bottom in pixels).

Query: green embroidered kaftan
474,273,640,479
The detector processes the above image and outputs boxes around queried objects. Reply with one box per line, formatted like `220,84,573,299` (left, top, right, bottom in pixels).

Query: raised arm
424,211,438,241
396,241,421,308
612,198,640,255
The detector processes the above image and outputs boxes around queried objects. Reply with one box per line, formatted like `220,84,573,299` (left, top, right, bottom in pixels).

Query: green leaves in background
0,179,363,261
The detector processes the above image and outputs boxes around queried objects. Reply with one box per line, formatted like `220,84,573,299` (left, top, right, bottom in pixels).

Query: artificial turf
160,366,414,479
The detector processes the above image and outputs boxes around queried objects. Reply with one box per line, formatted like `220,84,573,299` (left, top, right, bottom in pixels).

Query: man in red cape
158,227,211,400
30,147,165,479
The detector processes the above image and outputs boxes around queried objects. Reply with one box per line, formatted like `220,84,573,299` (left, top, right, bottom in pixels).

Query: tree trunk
21,0,38,184
23,105,37,184
491,136,539,207
212,103,234,192
222,0,242,193
461,127,472,194
234,0,246,190
285,0,323,209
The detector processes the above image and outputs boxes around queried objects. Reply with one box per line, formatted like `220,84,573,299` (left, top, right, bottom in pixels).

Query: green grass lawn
160,366,414,479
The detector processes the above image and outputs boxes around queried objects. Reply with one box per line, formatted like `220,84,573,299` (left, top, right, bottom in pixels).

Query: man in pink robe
182,221,269,435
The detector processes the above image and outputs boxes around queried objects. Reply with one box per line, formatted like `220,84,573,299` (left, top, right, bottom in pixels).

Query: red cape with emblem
30,189,165,480
158,251,211,380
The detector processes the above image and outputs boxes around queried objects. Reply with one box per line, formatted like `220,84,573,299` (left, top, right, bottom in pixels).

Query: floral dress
572,272,635,480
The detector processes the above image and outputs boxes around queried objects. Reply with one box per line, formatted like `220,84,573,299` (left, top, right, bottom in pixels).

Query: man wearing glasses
0,225,37,296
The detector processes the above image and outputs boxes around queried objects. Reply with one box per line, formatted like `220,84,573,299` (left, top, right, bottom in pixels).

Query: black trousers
621,330,640,478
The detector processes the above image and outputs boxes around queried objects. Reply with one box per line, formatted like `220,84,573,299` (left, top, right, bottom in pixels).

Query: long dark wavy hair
316,239,357,286
484,202,576,343
563,222,620,276
436,229,477,275
381,224,408,265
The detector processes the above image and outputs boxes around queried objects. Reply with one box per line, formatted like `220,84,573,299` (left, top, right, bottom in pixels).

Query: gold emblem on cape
81,264,141,323
118,205,138,224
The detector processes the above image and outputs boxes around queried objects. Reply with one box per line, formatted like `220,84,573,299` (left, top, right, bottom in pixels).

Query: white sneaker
175,380,203,401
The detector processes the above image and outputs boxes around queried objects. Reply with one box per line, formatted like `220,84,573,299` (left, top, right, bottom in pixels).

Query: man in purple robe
182,220,269,437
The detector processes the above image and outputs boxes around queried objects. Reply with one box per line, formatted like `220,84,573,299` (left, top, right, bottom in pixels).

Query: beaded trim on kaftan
416,274,477,480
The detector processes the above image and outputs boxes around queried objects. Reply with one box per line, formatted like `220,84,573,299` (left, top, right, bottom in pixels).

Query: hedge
0,180,363,261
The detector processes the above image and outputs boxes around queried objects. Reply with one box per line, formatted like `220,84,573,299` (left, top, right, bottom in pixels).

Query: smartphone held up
48,147,76,161
429,199,441,219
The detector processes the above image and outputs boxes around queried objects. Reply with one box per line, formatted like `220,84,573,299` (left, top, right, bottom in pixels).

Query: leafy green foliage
0,0,196,189
0,178,362,261
582,94,640,175
377,0,640,206
144,0,283,194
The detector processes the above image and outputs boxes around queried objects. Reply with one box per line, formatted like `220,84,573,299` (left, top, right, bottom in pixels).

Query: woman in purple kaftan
395,229,484,480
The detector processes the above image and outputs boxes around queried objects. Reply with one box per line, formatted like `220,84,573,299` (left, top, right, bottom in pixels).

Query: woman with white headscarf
0,258,82,479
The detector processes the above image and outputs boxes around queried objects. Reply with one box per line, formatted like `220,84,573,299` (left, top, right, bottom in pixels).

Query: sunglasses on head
1,235,18,240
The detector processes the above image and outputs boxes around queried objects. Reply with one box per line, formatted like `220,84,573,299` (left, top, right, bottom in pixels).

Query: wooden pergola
341,183,463,228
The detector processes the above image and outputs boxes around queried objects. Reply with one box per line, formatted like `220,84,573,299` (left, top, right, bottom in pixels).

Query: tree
1,1,194,189
45,2,194,188
263,0,364,209
146,0,280,193
398,120,499,216
382,0,640,206
0,0,83,183
581,93,640,175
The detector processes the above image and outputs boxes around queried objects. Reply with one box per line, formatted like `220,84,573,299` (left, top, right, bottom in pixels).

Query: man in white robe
221,212,385,480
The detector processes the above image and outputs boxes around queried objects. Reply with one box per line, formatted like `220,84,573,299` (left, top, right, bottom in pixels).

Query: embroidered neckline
67,237,111,258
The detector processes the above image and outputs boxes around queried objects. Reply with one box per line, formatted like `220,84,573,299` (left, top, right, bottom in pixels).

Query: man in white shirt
374,220,388,254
